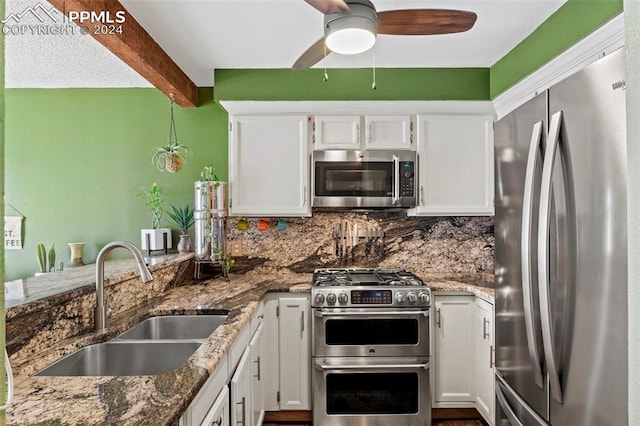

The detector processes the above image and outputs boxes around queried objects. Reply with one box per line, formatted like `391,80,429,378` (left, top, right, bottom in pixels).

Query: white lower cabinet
263,293,311,411
201,386,230,426
231,348,253,426
249,323,265,426
474,298,495,425
433,295,475,403
432,294,495,425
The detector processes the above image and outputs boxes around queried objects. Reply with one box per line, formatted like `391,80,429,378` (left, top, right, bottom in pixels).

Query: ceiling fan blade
292,37,332,70
304,0,349,14
377,9,477,36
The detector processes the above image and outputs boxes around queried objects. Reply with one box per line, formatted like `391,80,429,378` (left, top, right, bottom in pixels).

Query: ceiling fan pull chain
323,44,329,81
372,47,377,90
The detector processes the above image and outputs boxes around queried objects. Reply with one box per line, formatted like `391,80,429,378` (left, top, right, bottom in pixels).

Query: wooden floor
263,407,488,426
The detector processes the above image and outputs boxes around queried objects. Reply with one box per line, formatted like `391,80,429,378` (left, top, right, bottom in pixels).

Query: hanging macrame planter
150,96,191,173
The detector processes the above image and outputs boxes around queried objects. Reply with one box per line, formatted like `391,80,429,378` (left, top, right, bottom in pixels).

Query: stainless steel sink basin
35,341,202,376
115,315,228,340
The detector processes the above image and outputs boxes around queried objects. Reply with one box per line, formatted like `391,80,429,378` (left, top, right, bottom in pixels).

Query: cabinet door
413,114,494,215
261,296,280,411
231,348,252,426
475,299,495,425
201,386,230,426
249,323,264,426
433,296,475,403
278,296,311,410
365,115,413,150
314,115,361,149
229,115,310,216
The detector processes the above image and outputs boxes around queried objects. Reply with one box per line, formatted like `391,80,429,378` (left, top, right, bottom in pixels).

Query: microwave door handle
393,155,400,205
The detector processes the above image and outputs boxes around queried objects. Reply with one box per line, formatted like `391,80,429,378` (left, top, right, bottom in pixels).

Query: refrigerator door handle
538,110,565,404
521,120,545,389
495,377,525,426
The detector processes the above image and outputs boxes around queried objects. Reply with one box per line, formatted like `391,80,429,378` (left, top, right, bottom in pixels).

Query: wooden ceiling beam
48,0,198,108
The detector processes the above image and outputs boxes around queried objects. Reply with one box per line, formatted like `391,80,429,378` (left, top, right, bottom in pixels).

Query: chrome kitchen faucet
94,241,154,332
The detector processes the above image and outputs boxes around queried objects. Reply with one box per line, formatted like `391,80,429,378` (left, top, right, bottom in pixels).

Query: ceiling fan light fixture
324,2,377,55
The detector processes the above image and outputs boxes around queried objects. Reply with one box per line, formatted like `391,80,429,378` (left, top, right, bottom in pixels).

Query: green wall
214,68,490,100
4,88,227,281
490,0,623,98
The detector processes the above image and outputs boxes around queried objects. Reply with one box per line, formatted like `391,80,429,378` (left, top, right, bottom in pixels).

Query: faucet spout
95,241,154,332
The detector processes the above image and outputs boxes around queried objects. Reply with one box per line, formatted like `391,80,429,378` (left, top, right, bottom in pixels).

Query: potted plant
35,243,56,275
149,98,191,173
137,182,172,251
150,142,191,173
168,204,194,253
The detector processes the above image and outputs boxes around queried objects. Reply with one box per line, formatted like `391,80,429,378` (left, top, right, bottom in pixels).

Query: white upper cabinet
314,115,361,149
229,115,311,217
411,113,494,216
365,115,413,150
314,115,413,150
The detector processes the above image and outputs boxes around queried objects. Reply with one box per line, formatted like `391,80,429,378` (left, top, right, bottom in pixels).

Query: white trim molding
220,100,495,116
493,13,625,120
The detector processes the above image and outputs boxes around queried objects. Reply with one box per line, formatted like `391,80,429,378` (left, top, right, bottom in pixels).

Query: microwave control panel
400,162,415,197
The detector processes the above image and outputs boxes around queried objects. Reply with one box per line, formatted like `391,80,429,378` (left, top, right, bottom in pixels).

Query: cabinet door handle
301,311,305,338
212,415,223,426
490,345,495,368
368,122,372,145
483,317,490,339
236,396,246,426
436,308,441,328
356,123,360,144
254,356,261,381
302,185,307,207
420,185,425,206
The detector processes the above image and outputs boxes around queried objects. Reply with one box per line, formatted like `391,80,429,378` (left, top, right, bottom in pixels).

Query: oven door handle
315,362,429,371
314,310,429,318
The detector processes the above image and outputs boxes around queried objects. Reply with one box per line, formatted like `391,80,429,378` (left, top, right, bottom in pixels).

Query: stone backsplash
226,212,494,276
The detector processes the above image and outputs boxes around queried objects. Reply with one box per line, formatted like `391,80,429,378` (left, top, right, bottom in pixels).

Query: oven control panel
312,288,431,308
351,290,392,304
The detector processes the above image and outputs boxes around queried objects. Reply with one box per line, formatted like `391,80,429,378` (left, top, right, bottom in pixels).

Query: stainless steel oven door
313,308,429,358
313,356,431,426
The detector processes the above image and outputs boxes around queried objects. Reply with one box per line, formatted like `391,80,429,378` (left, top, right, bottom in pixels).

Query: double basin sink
36,314,228,377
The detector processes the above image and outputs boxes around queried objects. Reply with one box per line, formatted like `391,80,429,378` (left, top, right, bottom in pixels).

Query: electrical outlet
230,240,243,257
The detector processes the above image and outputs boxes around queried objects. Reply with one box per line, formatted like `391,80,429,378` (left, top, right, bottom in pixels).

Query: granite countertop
419,272,495,303
6,266,311,426
5,253,195,314
6,265,492,425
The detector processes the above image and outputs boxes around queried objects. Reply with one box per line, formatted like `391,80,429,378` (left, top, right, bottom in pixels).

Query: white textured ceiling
5,0,568,88
4,0,151,88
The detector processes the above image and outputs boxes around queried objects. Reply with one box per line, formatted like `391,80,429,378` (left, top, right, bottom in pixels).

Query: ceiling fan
293,0,477,69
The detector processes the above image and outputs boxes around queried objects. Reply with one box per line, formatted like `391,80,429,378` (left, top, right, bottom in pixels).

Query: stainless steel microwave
312,150,417,208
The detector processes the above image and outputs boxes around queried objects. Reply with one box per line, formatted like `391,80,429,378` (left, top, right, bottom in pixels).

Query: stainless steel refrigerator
493,48,628,426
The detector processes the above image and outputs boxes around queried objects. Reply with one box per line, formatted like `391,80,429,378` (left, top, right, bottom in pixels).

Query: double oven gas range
311,268,431,426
